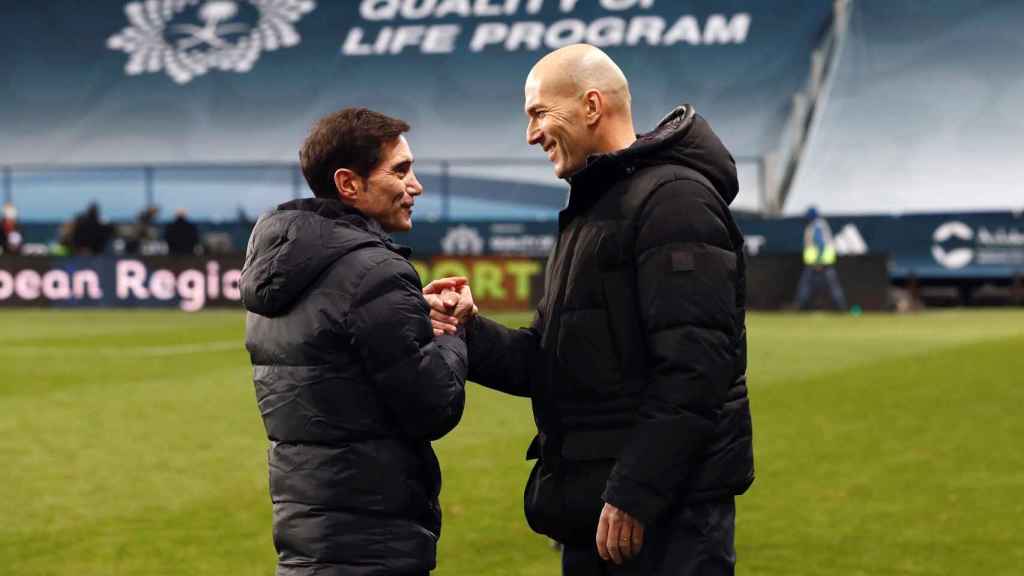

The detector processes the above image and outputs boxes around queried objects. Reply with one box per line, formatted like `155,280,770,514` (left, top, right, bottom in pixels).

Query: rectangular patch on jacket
671,250,695,272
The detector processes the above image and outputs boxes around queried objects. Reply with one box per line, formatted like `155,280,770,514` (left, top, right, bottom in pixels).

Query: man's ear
333,168,363,205
583,89,603,127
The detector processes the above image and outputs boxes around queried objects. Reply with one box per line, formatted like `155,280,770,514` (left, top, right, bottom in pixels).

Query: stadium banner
0,1,830,166
397,221,557,258
412,256,545,310
0,256,244,311
739,211,1024,281
0,255,545,311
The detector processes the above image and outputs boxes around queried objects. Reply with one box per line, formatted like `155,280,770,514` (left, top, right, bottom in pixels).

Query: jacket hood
571,104,739,206
240,198,401,317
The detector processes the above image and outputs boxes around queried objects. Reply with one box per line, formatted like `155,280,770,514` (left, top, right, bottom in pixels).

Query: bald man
427,44,754,575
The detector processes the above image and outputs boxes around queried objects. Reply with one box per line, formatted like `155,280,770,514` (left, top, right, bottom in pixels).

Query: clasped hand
423,276,478,336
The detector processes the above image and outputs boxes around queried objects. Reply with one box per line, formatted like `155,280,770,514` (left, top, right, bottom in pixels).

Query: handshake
422,277,478,336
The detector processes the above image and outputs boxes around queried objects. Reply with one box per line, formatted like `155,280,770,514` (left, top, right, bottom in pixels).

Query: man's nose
407,171,423,196
526,121,543,146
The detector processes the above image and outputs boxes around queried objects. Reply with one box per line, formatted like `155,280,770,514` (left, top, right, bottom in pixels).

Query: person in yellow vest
795,206,848,310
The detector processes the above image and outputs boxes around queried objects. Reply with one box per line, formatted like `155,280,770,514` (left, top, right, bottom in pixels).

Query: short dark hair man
429,45,754,575
241,108,468,576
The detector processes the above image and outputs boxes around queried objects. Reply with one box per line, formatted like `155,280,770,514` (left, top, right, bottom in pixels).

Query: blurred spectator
124,205,160,254
70,203,113,255
1,202,22,255
795,206,848,310
165,208,200,256
57,219,75,255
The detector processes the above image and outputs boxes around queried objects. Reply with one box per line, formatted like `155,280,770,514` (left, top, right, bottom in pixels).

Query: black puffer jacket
242,198,467,576
466,105,754,544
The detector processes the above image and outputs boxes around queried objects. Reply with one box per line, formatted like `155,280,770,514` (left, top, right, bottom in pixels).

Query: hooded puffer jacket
466,105,754,544
242,198,467,576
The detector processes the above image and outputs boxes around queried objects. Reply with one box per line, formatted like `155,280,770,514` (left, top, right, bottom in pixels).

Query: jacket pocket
523,429,631,545
560,428,629,544
524,457,613,546
524,459,566,539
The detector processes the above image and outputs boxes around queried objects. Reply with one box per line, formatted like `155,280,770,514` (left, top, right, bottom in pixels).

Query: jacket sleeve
464,310,543,398
349,256,467,441
602,179,740,526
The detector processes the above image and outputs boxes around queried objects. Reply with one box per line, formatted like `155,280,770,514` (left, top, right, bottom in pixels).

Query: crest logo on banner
107,0,316,84
441,225,485,256
931,221,975,269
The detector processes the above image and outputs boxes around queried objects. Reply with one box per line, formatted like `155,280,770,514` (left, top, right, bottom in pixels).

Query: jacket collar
276,197,411,257
355,211,412,258
562,105,698,218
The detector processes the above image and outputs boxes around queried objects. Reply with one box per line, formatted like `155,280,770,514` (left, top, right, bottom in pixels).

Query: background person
165,208,201,256
795,206,848,310
1,202,21,255
69,202,113,255
123,205,160,255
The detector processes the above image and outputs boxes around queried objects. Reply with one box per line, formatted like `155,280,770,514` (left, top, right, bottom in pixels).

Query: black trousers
561,498,736,576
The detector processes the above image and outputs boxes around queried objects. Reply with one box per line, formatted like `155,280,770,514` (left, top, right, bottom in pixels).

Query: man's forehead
525,72,575,106
524,78,545,110
372,135,413,172
389,135,413,161
397,135,413,155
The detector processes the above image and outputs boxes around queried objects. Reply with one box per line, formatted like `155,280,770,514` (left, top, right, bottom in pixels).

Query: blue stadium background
1,0,1022,288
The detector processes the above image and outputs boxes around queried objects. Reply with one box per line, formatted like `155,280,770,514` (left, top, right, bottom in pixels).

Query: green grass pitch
2,309,1023,575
